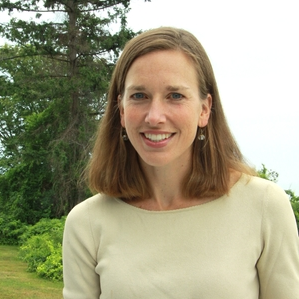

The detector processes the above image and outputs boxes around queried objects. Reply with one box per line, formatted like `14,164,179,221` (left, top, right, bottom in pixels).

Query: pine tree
0,0,138,222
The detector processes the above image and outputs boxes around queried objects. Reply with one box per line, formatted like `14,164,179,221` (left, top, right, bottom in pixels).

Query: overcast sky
1,0,298,193
126,0,299,193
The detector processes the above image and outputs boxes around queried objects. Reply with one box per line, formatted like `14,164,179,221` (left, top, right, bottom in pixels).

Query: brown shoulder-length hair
87,27,255,199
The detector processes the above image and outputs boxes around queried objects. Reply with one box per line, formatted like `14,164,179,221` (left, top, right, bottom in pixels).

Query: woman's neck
125,163,242,211
136,158,194,210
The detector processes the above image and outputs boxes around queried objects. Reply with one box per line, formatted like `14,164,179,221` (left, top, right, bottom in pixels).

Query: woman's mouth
143,133,173,142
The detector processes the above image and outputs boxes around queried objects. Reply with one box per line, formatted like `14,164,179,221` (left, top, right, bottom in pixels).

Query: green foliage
0,159,53,224
19,217,65,245
18,217,65,281
19,234,53,272
36,243,63,281
257,164,278,182
286,189,299,232
0,213,27,245
0,0,139,222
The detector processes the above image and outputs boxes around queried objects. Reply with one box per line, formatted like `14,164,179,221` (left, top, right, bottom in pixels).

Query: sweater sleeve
257,182,299,298
63,200,101,299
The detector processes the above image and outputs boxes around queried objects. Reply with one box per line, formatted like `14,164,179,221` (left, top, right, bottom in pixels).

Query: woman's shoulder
230,175,296,233
235,174,290,208
66,193,117,223
240,174,287,195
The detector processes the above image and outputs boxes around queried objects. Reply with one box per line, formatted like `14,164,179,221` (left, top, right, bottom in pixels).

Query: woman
63,27,299,298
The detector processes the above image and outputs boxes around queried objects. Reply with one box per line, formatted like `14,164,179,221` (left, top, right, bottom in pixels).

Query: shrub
19,217,65,245
19,234,53,272
37,243,63,281
0,213,27,245
19,217,65,281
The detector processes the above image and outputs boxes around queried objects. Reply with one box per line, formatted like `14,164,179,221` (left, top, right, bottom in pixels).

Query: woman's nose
144,99,166,125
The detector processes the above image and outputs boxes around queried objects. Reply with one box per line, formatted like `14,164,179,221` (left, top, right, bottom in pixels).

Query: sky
126,0,299,193
0,0,298,193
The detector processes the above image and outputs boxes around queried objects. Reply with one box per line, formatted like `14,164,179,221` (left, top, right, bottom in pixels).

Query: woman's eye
132,93,145,99
170,93,183,100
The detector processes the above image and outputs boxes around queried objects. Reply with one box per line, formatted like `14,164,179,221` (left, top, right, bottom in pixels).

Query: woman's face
119,50,211,168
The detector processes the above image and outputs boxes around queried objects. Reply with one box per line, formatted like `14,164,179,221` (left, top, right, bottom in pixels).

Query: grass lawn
0,245,63,299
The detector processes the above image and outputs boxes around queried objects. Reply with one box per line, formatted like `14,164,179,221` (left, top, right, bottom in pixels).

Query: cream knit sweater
63,175,299,298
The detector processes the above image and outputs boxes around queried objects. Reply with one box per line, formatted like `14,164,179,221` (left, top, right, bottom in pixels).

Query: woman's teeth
144,133,172,142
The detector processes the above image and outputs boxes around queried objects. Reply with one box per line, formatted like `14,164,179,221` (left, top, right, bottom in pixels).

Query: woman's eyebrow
126,85,190,91
165,85,190,91
126,85,146,91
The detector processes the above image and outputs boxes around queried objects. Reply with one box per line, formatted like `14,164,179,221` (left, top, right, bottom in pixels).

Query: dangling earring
122,128,128,141
198,128,205,141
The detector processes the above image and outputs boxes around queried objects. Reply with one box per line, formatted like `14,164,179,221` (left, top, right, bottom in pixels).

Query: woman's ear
118,95,125,128
198,94,212,127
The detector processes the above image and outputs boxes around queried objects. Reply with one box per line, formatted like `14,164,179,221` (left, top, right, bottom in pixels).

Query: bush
19,217,65,245
19,234,53,272
0,213,27,245
19,217,65,281
37,243,63,281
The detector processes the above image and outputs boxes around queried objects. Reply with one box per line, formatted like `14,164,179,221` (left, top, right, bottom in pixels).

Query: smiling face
119,50,211,169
